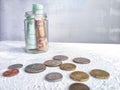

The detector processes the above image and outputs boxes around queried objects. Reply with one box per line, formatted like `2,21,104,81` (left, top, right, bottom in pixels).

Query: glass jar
24,10,48,53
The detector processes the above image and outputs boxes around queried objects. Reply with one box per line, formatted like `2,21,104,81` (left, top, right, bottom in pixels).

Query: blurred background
0,0,120,43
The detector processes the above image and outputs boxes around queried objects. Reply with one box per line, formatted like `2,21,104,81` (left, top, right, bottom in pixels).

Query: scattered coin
45,72,63,82
73,57,90,64
90,69,110,79
3,69,19,77
8,64,23,69
60,63,76,71
69,83,90,90
25,63,46,73
44,60,62,67
70,71,89,82
53,55,68,61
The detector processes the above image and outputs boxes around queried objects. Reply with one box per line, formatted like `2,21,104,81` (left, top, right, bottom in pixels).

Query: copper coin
73,57,90,64
69,83,90,90
90,69,110,79
45,72,63,82
70,71,89,82
8,64,23,69
60,63,76,71
25,63,46,73
53,55,68,61
44,60,62,67
3,69,19,77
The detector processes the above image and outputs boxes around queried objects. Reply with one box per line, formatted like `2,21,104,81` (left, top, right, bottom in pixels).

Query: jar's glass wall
24,13,48,54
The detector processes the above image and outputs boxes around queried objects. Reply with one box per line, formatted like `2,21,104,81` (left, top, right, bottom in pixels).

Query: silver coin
44,60,62,67
53,55,68,61
45,72,63,82
73,57,90,64
8,64,23,69
25,63,46,73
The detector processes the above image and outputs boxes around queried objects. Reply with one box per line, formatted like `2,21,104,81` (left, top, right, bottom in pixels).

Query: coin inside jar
60,63,76,71
70,71,89,82
3,69,19,77
44,60,62,67
90,69,110,79
24,63,46,73
8,64,23,69
69,83,90,90
53,55,68,61
45,72,63,82
73,57,90,64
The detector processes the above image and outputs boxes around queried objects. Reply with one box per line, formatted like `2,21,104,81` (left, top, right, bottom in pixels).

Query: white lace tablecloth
0,41,120,90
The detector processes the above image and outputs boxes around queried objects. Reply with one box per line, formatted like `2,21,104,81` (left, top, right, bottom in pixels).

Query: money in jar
33,4,48,52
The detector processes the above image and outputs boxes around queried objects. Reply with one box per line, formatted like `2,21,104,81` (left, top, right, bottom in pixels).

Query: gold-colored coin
70,71,89,82
69,83,90,90
60,63,76,71
90,69,110,79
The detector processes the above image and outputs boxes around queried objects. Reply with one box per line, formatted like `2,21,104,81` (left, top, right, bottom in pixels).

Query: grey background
0,0,120,43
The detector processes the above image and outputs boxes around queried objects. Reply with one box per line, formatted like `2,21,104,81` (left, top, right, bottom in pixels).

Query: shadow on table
0,45,26,54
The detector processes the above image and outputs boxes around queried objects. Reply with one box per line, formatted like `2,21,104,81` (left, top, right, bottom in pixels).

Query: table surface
0,41,120,90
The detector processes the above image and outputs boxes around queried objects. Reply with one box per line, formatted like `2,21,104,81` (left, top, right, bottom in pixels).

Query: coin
3,69,19,77
60,63,76,71
45,72,63,82
53,55,68,61
44,60,62,67
25,63,46,73
73,57,90,64
69,83,90,90
8,64,23,69
90,69,110,79
70,71,89,82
